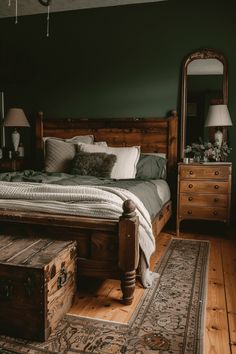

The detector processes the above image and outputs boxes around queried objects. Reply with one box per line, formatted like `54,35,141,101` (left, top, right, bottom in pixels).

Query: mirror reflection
186,59,224,145
180,48,228,160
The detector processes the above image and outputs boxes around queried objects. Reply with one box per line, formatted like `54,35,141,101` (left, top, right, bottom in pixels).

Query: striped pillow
44,139,77,173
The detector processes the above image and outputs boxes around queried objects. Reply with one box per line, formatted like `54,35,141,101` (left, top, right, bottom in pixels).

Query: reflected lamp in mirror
205,105,232,147
4,108,30,153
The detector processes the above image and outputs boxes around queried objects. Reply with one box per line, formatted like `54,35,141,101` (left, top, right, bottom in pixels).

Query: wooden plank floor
68,222,236,354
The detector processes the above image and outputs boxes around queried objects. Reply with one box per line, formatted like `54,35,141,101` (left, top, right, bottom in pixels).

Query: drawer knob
213,210,218,216
188,197,193,201
214,198,219,202
188,184,193,189
214,171,219,176
189,170,193,175
214,185,219,189
187,210,192,215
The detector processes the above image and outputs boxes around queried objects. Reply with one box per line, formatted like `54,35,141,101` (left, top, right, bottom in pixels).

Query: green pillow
71,151,117,178
135,154,167,180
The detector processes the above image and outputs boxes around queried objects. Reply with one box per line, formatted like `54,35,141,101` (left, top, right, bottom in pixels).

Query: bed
0,111,177,305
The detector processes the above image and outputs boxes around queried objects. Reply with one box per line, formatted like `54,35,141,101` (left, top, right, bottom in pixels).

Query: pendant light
8,0,52,37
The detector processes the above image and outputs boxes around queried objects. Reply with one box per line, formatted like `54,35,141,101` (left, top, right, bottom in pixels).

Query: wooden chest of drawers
176,162,232,236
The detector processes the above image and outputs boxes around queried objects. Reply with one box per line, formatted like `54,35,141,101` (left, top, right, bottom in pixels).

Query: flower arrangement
184,139,232,162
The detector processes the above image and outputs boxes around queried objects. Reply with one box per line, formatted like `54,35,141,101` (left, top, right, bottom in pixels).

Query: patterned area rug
0,238,209,354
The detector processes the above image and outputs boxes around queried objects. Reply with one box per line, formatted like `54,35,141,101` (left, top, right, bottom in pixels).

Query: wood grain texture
177,163,232,236
205,238,230,354
34,112,178,176
221,238,236,347
0,112,178,305
0,236,77,341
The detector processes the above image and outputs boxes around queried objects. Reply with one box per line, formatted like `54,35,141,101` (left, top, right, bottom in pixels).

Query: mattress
0,170,170,220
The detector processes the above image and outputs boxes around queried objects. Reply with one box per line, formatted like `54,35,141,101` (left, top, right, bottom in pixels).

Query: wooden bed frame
0,111,178,305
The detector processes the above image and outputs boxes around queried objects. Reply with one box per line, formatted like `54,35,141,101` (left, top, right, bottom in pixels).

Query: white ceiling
0,0,166,18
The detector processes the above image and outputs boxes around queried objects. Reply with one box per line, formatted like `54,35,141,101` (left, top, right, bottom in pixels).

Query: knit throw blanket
0,181,156,287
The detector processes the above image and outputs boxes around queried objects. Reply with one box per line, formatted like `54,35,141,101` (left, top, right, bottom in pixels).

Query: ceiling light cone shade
205,105,233,127
4,108,30,127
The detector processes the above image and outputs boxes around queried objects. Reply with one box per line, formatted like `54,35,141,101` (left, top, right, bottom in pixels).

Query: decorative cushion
71,151,117,177
78,143,141,179
65,135,94,144
136,154,167,180
43,135,94,144
44,139,77,173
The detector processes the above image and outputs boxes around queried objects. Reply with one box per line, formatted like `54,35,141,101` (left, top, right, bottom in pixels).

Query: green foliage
184,139,232,162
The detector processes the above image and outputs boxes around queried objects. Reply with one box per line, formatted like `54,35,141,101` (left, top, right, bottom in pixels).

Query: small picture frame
187,102,197,117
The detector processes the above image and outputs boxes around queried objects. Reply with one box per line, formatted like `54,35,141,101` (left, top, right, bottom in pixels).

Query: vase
194,155,201,162
11,129,20,152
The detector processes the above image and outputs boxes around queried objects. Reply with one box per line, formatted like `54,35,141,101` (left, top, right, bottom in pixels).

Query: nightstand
176,162,232,236
0,158,26,172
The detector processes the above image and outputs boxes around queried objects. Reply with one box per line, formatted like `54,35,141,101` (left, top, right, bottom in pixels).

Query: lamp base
11,129,20,152
214,128,223,147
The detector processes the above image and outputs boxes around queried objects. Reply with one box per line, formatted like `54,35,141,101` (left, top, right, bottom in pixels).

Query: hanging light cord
8,0,52,36
15,0,18,24
46,5,50,37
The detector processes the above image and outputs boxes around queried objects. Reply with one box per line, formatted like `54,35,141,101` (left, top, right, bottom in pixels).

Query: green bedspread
0,170,164,220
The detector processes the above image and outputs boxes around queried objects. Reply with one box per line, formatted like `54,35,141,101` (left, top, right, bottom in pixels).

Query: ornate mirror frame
180,48,228,160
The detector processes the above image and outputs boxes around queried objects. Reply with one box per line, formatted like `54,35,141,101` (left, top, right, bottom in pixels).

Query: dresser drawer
180,180,229,194
180,165,230,180
177,162,232,236
179,205,228,221
179,193,228,208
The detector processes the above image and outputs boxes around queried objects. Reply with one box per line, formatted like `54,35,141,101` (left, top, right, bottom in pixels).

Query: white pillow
78,143,140,179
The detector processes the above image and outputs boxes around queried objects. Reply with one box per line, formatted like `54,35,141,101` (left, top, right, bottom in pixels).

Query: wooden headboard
35,110,178,176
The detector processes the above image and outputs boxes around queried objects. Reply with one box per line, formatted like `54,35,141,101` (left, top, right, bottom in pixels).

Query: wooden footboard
0,200,140,305
0,112,177,304
0,199,171,305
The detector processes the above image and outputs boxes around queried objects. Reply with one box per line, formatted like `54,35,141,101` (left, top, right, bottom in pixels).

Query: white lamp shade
4,108,30,127
205,105,232,127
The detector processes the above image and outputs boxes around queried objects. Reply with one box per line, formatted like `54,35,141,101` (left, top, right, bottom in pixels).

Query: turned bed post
118,200,139,305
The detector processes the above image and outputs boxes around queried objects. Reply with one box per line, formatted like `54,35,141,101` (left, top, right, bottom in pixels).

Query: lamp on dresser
4,108,30,154
205,104,232,147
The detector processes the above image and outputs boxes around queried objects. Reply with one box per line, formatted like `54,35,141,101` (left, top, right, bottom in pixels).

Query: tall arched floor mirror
177,48,232,237
180,48,228,160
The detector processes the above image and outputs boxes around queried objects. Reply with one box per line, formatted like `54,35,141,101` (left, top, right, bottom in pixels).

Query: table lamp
4,108,30,153
205,105,232,147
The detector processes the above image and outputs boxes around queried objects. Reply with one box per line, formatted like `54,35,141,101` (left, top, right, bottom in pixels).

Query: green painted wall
0,0,235,208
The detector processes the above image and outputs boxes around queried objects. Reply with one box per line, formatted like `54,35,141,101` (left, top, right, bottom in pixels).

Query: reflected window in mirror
180,48,228,160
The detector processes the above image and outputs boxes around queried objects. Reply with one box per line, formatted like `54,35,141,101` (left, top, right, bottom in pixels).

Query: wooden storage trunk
0,235,77,341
